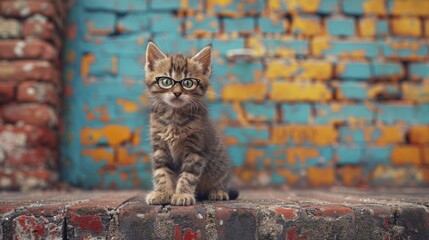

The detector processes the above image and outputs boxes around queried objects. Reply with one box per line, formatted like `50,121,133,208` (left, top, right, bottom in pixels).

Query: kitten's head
145,41,212,109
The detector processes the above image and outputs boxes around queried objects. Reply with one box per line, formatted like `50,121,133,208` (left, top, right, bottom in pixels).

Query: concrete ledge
1,188,428,239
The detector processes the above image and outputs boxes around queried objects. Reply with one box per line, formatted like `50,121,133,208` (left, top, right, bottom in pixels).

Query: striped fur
144,42,234,206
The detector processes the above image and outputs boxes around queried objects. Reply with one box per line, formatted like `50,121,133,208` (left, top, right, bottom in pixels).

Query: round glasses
156,76,200,91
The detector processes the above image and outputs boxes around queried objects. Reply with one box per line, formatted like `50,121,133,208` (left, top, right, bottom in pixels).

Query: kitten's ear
192,44,212,75
145,41,167,71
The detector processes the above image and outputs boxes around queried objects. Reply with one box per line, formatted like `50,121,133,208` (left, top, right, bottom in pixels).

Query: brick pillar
0,0,66,190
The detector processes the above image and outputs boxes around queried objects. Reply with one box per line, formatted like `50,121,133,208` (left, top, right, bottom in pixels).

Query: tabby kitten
144,41,238,206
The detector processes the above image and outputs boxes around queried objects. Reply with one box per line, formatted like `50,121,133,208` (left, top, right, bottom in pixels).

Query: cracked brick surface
1,188,428,239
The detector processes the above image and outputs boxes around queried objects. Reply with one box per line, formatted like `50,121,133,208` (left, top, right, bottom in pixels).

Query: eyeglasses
155,76,200,91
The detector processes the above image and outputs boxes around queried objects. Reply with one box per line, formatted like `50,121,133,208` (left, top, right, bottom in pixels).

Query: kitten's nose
174,92,182,97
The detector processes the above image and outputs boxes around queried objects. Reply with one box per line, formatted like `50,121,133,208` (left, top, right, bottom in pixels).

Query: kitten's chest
158,125,188,158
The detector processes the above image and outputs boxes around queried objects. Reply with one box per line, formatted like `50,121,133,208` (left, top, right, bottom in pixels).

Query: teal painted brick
326,17,355,37
290,0,337,14
377,104,415,124
208,102,238,122
84,12,116,35
244,102,276,121
258,17,286,33
315,104,374,124
119,56,145,76
150,13,182,33
212,62,263,84
204,38,245,57
83,0,147,11
210,0,264,13
342,0,381,15
83,34,150,56
416,104,429,124
224,18,255,33
376,19,389,37
365,146,392,168
336,82,367,100
263,38,309,57
87,52,115,76
185,16,219,35
150,0,200,10
409,63,429,80
319,40,379,58
151,36,198,54
372,62,404,79
336,146,363,165
337,62,371,80
118,14,148,32
227,146,247,167
281,103,312,123
223,126,269,144
381,38,428,60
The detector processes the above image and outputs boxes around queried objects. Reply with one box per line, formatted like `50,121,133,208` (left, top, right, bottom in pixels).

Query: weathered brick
80,125,132,146
314,103,374,124
358,17,389,37
270,81,332,102
335,82,401,101
342,0,386,15
391,146,422,166
287,0,338,14
84,12,116,35
17,81,59,106
1,103,58,128
249,37,309,57
83,0,147,11
336,62,371,80
207,0,264,15
117,14,148,33
281,103,312,124
377,104,416,124
0,40,57,61
0,168,58,191
258,15,288,34
291,15,321,36
224,17,255,34
312,37,379,59
409,63,429,80
185,13,218,36
391,17,422,37
309,205,355,217
381,38,428,61
150,13,182,34
409,126,429,144
339,126,404,145
372,62,404,80
265,60,333,81
388,0,429,16
244,102,277,122
271,125,338,145
0,0,57,18
0,125,57,149
223,126,269,145
6,148,57,168
22,17,57,42
0,17,21,38
326,16,355,37
222,83,267,101
0,61,60,85
402,83,429,103
0,81,15,102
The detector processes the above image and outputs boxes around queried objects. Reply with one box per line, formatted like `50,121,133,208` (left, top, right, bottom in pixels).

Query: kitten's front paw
208,190,229,201
145,191,172,205
171,193,196,206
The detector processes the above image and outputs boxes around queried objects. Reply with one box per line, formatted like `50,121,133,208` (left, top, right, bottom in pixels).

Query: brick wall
62,0,429,189
0,0,66,190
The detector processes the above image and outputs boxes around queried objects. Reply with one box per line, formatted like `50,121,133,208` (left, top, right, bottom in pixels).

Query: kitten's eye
157,77,174,89
181,79,198,90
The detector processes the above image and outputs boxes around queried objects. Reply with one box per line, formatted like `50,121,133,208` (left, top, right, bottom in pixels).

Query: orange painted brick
81,125,132,146
423,146,429,165
425,18,429,37
409,126,429,144
265,60,332,81
358,17,376,37
307,167,335,187
389,0,429,16
391,17,422,37
269,81,331,102
391,146,422,166
337,166,364,187
362,0,387,15
222,83,267,101
271,125,338,145
402,83,429,103
291,15,321,36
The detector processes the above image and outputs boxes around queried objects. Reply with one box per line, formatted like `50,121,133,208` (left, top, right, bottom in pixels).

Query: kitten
144,41,238,206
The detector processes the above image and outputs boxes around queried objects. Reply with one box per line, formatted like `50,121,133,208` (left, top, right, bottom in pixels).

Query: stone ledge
1,188,428,239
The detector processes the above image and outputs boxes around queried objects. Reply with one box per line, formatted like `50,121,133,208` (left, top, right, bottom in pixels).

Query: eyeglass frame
155,76,201,91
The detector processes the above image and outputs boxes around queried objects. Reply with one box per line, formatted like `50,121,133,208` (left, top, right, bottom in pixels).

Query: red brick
274,207,299,221
0,0,58,18
1,103,58,128
0,81,16,102
17,81,59,106
0,168,58,191
0,61,60,86
0,40,57,61
0,125,58,149
6,148,57,168
23,19,61,47
309,205,355,218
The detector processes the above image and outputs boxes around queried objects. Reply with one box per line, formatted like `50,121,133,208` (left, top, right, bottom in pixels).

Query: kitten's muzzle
174,92,182,97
